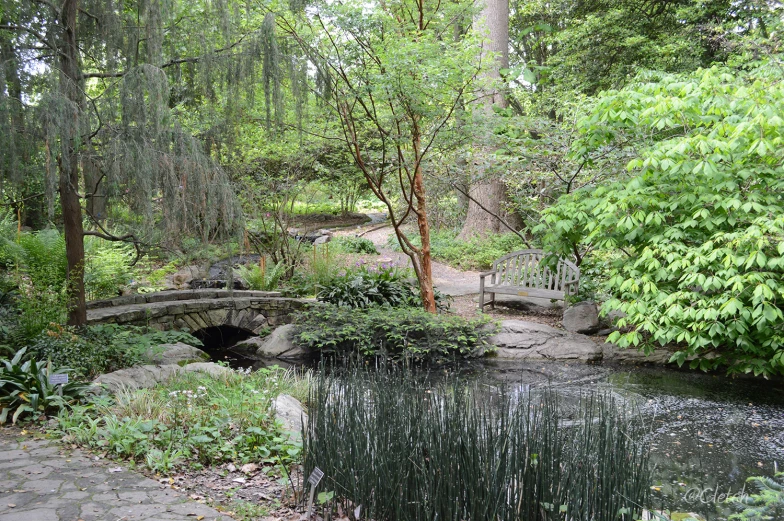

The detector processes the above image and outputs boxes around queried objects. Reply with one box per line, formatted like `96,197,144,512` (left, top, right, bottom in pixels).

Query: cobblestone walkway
0,432,228,521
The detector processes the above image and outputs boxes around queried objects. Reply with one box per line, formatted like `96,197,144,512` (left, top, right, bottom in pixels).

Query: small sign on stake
308,467,324,487
48,373,68,385
306,467,325,519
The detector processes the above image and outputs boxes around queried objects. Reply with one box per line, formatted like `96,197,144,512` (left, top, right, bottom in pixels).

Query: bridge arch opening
192,325,255,367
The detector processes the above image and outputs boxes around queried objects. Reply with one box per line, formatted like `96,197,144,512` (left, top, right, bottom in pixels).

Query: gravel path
0,431,228,521
346,225,482,296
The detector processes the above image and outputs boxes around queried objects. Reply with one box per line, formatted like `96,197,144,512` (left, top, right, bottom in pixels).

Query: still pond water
210,341,783,520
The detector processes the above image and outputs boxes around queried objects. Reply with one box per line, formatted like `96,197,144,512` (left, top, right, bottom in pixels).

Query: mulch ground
447,294,564,328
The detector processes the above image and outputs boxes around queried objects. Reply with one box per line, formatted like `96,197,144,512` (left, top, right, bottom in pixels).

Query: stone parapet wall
86,295,313,335
85,289,283,310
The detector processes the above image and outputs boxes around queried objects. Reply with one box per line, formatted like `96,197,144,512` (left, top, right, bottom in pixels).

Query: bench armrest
479,270,496,278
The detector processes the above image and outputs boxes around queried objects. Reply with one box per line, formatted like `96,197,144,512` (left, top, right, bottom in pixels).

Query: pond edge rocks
562,301,600,335
490,320,603,361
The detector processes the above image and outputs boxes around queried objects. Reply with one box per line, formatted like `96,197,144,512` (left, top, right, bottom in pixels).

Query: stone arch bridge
86,290,311,335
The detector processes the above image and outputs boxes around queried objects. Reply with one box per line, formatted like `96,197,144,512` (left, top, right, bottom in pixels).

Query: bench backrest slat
493,249,579,294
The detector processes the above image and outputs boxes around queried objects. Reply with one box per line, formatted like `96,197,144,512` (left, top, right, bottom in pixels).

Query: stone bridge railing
86,289,312,335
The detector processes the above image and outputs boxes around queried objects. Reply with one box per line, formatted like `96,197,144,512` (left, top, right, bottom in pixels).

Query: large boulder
489,320,602,361
143,342,210,366
274,394,307,441
255,324,310,359
94,362,233,393
563,301,600,334
164,264,208,290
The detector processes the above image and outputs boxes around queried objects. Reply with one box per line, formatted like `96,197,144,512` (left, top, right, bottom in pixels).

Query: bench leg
478,277,485,312
490,292,495,310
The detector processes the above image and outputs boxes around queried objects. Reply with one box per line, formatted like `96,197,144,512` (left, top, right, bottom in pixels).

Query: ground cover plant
28,324,202,379
295,305,495,362
303,367,652,521
332,236,378,255
388,229,527,271
57,368,303,474
0,347,91,424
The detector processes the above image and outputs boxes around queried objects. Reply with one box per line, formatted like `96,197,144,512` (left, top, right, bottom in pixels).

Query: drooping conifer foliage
0,0,308,323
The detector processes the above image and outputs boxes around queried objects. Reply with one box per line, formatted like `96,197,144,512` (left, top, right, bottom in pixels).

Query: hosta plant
317,265,420,309
0,348,91,424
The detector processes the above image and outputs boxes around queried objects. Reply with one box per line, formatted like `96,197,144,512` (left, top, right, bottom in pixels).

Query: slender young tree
284,0,484,311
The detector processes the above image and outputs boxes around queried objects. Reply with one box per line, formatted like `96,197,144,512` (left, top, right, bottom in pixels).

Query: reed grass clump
303,368,651,521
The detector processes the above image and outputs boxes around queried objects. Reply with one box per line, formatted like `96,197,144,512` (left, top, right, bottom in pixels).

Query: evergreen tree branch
79,32,253,79
0,24,58,54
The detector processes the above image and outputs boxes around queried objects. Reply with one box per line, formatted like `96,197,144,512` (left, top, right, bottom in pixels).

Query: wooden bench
479,249,580,310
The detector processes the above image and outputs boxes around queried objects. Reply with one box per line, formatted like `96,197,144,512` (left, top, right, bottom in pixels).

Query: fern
235,260,287,291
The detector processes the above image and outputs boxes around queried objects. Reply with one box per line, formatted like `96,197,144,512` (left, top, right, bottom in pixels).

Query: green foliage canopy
540,58,784,376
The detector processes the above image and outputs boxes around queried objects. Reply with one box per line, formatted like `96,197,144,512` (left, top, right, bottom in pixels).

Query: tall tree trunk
0,18,24,192
59,0,87,325
458,0,519,240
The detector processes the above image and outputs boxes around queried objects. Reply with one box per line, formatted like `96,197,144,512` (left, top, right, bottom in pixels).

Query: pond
213,342,784,520
471,360,784,519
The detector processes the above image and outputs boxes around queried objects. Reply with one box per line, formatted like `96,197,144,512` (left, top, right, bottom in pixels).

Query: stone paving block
0,433,227,521
0,507,58,521
20,478,63,493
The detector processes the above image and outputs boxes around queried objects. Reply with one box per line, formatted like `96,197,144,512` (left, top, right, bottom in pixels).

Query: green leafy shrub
295,304,496,361
0,229,68,287
333,236,378,255
286,245,345,296
28,324,202,379
0,230,68,344
304,368,651,521
235,260,287,291
57,369,301,472
0,347,91,424
540,62,784,377
727,472,784,520
317,265,419,308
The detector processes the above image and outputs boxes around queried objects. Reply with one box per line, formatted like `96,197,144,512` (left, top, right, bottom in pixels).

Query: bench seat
479,249,579,310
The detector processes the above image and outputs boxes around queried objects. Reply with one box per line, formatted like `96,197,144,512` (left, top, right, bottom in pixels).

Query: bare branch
451,181,530,246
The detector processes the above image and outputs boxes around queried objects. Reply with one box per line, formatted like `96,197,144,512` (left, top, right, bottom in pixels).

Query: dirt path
357,225,481,297
333,222,564,327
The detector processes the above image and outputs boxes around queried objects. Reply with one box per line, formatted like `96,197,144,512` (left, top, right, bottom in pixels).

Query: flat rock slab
94,362,233,393
143,342,210,366
0,434,228,521
490,320,602,362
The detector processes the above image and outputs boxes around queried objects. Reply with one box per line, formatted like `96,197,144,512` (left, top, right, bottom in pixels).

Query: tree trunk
83,142,107,220
0,18,24,190
458,0,519,240
411,129,436,313
59,0,87,325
